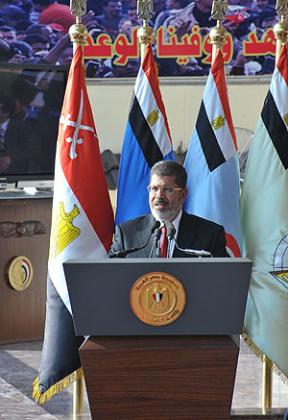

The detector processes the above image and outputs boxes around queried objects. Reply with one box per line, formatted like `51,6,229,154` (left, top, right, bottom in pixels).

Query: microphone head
154,227,161,241
165,221,176,240
152,220,160,232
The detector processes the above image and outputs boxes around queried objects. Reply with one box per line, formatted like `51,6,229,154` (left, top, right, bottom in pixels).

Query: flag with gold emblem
184,49,241,257
241,44,288,380
115,44,173,224
33,44,114,403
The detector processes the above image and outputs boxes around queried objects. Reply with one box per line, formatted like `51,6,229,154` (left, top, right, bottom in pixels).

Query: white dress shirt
158,210,182,257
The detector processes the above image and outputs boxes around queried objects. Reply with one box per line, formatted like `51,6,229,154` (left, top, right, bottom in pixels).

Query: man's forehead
107,1,122,6
150,174,177,185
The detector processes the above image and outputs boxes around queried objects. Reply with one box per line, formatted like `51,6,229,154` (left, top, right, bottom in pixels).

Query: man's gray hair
150,160,187,188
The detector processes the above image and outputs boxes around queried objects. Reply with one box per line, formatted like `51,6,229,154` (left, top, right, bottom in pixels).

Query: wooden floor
0,338,287,419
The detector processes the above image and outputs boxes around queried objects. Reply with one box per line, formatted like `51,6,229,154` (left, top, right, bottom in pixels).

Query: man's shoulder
182,212,223,231
118,214,153,231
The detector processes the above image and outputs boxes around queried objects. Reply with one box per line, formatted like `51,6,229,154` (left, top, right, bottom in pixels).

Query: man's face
39,26,55,43
105,1,122,17
0,29,16,42
60,46,73,65
119,18,133,35
127,8,138,23
149,174,187,222
31,41,49,53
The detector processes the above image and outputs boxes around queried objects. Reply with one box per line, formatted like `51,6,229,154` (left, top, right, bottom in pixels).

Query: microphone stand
164,221,212,258
148,227,161,258
110,221,160,258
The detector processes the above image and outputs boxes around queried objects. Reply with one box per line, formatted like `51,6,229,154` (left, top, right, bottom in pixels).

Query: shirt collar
155,209,182,235
170,209,182,237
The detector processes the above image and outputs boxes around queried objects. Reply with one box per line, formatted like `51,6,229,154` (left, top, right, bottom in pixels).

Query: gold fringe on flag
32,367,83,404
242,331,288,384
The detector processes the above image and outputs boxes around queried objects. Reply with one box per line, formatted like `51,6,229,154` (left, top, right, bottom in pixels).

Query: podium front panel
64,258,252,336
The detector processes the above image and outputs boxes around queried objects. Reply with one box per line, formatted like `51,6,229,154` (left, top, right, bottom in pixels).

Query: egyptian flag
33,44,114,403
241,44,288,380
115,44,173,225
184,49,241,257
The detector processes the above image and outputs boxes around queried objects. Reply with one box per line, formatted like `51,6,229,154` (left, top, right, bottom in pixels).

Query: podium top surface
64,258,252,337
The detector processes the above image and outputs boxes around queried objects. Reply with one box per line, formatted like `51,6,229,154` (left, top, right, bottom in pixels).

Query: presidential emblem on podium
130,272,186,326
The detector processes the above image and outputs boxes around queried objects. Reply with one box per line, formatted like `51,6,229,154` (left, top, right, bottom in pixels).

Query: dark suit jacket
1,119,37,174
110,212,229,258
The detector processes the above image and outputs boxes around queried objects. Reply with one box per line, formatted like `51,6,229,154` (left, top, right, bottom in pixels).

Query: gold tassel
242,331,288,384
32,367,83,404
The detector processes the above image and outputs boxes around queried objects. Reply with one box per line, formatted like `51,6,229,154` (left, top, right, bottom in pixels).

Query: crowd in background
0,0,278,77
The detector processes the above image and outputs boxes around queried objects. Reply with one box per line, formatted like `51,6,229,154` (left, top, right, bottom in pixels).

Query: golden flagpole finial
209,0,228,61
137,0,153,21
211,0,228,21
274,0,288,64
69,0,88,45
137,0,154,61
276,0,288,16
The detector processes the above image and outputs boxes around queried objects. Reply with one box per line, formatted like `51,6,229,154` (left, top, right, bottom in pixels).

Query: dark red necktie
160,225,168,258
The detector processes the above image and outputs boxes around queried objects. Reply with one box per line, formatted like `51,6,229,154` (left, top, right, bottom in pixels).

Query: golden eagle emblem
49,202,80,259
146,286,170,314
212,115,225,130
147,109,159,127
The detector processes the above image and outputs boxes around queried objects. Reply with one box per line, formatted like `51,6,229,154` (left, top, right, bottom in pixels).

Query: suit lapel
173,212,199,256
132,212,202,257
135,214,157,257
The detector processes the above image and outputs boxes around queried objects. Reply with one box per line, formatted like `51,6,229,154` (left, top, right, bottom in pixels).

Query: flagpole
69,1,88,417
209,0,228,64
273,1,288,65
137,0,154,61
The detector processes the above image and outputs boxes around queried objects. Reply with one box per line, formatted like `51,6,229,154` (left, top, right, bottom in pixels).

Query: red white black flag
33,44,114,402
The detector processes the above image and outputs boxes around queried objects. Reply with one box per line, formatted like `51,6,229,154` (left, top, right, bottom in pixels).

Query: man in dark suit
0,93,39,175
110,160,229,258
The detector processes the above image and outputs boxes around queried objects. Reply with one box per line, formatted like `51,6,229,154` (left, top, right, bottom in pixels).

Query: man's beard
150,204,179,222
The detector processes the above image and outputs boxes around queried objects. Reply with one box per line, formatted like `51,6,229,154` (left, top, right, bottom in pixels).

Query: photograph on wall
0,0,277,77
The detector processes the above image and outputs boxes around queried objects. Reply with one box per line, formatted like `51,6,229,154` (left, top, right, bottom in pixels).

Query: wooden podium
64,258,252,420
80,335,238,420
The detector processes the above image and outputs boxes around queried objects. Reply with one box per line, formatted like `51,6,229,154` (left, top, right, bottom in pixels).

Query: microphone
152,225,161,258
164,221,212,258
110,220,160,258
165,221,176,258
177,248,212,257
165,221,176,241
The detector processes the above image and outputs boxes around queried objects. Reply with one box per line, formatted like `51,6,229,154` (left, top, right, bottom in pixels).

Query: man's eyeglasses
147,185,183,195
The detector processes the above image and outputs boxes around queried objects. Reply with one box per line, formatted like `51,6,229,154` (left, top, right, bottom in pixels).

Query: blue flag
184,49,241,257
115,44,173,225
